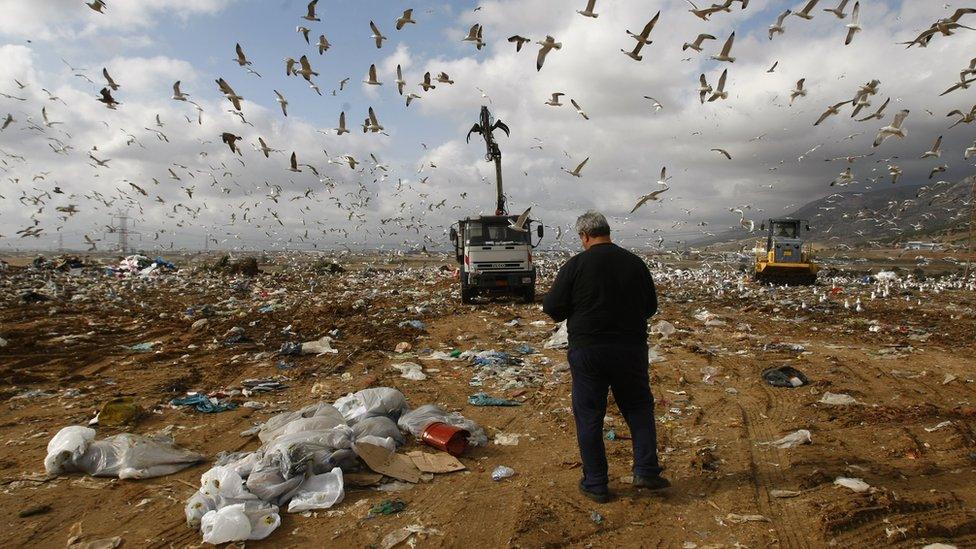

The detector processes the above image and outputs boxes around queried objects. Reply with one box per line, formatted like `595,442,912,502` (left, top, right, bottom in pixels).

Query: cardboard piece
343,472,383,487
355,442,421,483
406,451,466,474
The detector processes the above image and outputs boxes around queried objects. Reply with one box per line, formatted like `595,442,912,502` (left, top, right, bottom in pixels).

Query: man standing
542,211,668,503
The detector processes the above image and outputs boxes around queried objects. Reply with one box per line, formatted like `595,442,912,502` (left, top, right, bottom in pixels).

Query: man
542,211,668,503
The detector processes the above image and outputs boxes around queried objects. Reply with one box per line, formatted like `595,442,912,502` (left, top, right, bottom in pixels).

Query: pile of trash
462,349,544,390
107,255,178,278
183,387,485,544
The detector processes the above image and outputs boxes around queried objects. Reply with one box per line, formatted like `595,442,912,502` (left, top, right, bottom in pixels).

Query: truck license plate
496,280,508,286
783,251,793,257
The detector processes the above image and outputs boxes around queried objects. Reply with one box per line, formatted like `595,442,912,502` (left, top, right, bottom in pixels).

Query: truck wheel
461,284,475,304
521,287,535,304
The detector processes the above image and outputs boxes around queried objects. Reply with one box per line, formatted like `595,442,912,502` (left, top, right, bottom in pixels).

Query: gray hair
575,210,610,237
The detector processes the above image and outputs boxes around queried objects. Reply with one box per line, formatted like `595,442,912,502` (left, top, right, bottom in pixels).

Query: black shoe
578,480,610,503
633,475,671,491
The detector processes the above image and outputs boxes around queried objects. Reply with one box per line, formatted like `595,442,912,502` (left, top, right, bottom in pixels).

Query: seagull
873,110,909,147
711,148,733,160
436,72,454,85
570,99,589,120
823,0,849,18
296,56,319,82
627,11,660,45
769,9,791,40
366,106,383,133
509,207,532,232
335,111,349,135
795,0,821,20
102,68,120,90
369,21,387,48
1,113,13,131
767,61,779,73
965,141,976,159
234,43,252,66
41,107,61,127
364,64,382,85
257,137,278,158
830,167,854,186
302,0,320,21
631,187,670,213
405,93,421,106
857,97,889,121
395,65,406,95
288,152,302,173
711,32,736,63
683,33,716,52
656,166,671,186
814,100,848,125
536,36,561,71
342,155,359,170
929,164,947,179
921,135,942,159
285,57,297,76
644,96,664,112
463,24,485,50
318,35,331,54
89,153,111,167
508,35,530,52
274,90,288,116
216,78,243,110
297,26,311,44
221,132,243,155
396,9,416,30
86,0,106,13
940,76,976,96
564,157,589,177
545,92,565,106
97,88,120,109
577,0,599,18
420,72,435,91
698,74,713,104
844,2,862,45
790,78,807,105
622,41,647,61
707,69,728,102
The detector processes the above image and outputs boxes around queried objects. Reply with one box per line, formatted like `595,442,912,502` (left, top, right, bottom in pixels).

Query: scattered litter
544,321,568,349
491,465,515,481
760,430,812,449
287,467,345,512
924,421,952,433
770,489,802,498
651,320,676,339
493,433,522,446
171,393,238,413
724,513,770,524
761,366,809,388
590,510,604,524
820,392,857,406
834,477,871,492
392,362,427,381
368,499,407,518
302,335,338,355
468,392,521,407
406,451,465,473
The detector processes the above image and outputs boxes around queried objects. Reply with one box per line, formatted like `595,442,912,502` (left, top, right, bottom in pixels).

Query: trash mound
107,255,178,278
184,387,485,544
209,255,261,277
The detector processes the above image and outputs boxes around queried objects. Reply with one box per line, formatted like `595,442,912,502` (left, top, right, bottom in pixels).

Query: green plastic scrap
368,499,407,518
468,392,521,407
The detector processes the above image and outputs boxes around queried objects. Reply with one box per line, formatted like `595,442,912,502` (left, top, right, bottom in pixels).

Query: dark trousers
568,344,662,493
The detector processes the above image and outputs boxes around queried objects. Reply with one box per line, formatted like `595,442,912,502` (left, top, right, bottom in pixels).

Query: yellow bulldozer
754,218,819,285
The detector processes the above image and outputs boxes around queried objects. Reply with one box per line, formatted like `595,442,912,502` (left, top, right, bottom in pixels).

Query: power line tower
111,211,140,255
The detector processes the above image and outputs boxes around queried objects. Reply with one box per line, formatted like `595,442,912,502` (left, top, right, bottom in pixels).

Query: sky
0,0,974,253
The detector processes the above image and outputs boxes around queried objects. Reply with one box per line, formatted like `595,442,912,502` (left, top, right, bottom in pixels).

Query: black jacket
542,243,657,349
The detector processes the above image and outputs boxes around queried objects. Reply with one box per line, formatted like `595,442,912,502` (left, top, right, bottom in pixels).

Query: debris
392,362,427,381
18,504,52,518
760,429,812,449
493,432,522,446
819,392,857,406
761,365,809,388
491,465,515,481
171,393,238,413
287,467,345,512
354,442,422,483
651,320,676,339
44,426,204,479
834,477,871,492
399,404,487,448
724,513,771,524
544,320,569,349
924,421,952,432
590,510,604,524
368,499,407,518
406,451,465,473
769,489,802,498
421,422,470,455
302,335,338,355
468,392,521,406
97,397,142,427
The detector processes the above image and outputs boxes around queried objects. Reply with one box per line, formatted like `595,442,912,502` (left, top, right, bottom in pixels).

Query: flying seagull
546,92,565,106
508,35,530,52
318,35,331,54
683,33,716,52
711,148,733,160
631,187,670,213
769,9,791,40
97,88,119,109
795,0,821,20
274,90,288,116
396,65,406,95
102,68,120,90
873,109,909,147
844,2,862,45
216,78,243,110
698,74,713,104
711,31,736,63
509,207,532,232
302,0,320,22
578,0,599,18
570,99,589,120
234,43,252,66
814,100,848,125
221,132,243,155
537,36,562,71
707,69,728,101
564,156,589,177
297,26,311,44
644,96,664,112
921,135,942,159
335,111,349,135
823,0,849,18
288,152,302,173
396,9,416,30
790,78,807,105
364,64,382,85
369,21,387,48
87,0,106,13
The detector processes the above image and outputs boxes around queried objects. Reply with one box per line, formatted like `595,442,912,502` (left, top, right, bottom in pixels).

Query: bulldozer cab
755,218,818,285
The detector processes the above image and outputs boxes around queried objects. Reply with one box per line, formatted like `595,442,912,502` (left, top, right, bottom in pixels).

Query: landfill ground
1,251,975,548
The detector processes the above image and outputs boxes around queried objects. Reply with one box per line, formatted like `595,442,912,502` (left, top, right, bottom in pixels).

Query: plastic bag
201,465,256,501
185,491,217,528
398,404,488,447
199,500,280,544
544,321,568,349
286,467,344,512
45,427,204,479
257,403,345,443
261,426,354,477
333,388,409,425
245,467,304,504
352,416,404,446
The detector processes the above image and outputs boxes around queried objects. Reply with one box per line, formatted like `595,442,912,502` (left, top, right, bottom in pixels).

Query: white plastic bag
201,504,252,544
45,427,203,479
44,426,96,475
544,321,568,349
333,388,409,425
286,467,345,512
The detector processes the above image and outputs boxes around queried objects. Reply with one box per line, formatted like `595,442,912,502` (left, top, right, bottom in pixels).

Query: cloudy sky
0,0,973,252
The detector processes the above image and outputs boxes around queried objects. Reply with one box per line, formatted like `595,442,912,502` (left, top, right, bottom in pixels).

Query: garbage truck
449,106,544,304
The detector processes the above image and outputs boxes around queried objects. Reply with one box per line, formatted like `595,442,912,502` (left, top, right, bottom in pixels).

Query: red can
421,422,469,456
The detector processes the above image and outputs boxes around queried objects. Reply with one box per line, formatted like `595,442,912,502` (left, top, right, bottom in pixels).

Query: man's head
575,210,612,250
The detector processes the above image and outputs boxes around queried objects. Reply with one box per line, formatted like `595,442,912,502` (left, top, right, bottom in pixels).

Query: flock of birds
0,0,974,251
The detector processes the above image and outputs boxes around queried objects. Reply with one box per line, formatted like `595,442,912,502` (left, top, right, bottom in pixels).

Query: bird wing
369,64,378,81
630,195,651,214
716,69,728,90
720,32,735,56
300,55,313,72
290,152,298,169
516,206,531,227
338,111,346,128
639,11,661,39
801,0,819,14
932,135,942,151
950,7,976,22
699,73,708,87
891,109,909,128
102,68,116,87
575,157,589,173
850,1,859,22
235,43,246,63
173,81,182,96
466,24,479,40
660,166,667,180
368,107,379,126
306,0,317,18
585,0,597,12
776,9,791,25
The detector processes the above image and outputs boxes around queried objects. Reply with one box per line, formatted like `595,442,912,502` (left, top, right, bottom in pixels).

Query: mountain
694,179,973,249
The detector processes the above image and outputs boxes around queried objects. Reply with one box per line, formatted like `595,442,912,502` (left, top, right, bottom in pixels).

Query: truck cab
754,218,819,285
450,215,544,304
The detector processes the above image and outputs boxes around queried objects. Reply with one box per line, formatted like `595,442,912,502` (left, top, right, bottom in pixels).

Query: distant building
904,241,942,251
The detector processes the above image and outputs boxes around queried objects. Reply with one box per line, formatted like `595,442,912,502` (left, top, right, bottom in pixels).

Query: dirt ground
1,252,975,548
